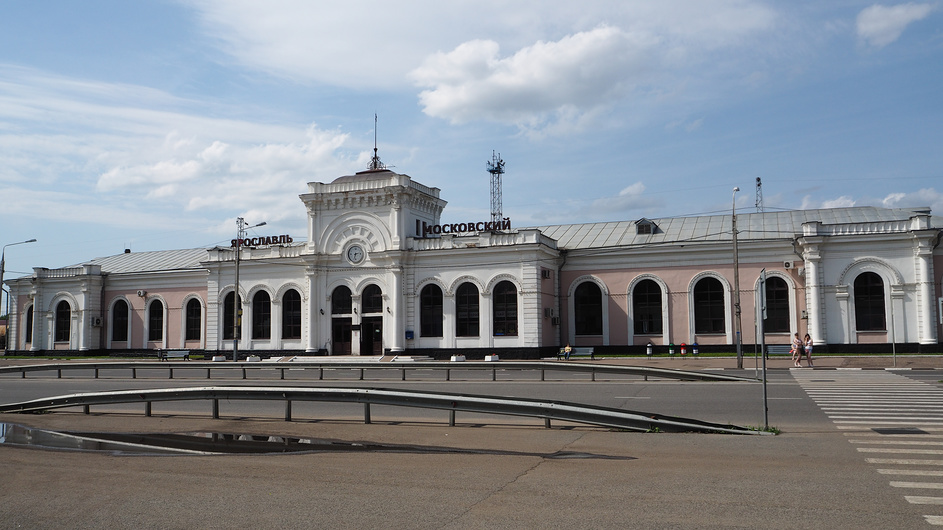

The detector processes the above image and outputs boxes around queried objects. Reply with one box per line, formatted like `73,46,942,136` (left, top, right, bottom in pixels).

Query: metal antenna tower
486,151,506,225
755,177,764,213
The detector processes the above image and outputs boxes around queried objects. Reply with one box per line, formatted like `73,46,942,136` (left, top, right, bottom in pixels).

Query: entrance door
332,318,352,355
361,316,383,355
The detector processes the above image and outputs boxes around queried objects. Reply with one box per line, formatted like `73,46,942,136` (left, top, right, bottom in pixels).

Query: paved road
1,359,942,528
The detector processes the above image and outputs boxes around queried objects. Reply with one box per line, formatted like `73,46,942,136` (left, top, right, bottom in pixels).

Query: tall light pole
233,218,265,361
1,238,37,354
732,187,743,369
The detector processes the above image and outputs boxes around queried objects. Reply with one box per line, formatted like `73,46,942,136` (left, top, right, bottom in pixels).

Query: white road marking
794,370,943,525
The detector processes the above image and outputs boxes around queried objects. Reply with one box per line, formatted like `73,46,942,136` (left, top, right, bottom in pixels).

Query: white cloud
800,194,858,209
0,66,358,236
186,1,778,86
411,26,656,130
797,188,943,215
856,3,935,49
185,0,779,133
882,188,943,212
590,182,652,214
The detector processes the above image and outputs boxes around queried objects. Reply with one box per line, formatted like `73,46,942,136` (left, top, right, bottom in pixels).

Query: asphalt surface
1,355,941,528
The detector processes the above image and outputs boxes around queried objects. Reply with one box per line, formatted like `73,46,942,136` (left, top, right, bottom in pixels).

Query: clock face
346,245,365,264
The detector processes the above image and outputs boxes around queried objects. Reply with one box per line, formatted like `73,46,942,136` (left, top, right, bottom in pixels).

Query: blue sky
1,1,941,286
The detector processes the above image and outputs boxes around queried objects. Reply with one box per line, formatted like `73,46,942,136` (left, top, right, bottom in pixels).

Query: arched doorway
331,286,353,355
361,284,383,355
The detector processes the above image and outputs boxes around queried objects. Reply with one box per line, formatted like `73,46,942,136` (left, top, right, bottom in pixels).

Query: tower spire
367,113,387,171
755,177,764,213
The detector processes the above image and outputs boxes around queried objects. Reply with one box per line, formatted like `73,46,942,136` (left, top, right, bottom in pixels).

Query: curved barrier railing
0,386,767,435
0,361,756,383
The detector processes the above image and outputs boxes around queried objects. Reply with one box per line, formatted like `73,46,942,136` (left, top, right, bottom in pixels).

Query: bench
557,347,595,360
157,349,190,361
765,344,793,358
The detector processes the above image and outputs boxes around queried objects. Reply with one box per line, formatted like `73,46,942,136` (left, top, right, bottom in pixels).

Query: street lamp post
1,238,37,354
232,218,265,361
732,187,743,369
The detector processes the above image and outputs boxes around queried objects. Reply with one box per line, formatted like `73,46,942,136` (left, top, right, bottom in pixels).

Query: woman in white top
801,334,814,367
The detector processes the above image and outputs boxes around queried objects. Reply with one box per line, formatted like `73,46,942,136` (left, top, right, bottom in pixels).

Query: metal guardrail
0,361,757,383
0,386,767,435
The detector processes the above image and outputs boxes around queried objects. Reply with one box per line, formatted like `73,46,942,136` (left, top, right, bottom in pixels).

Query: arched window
854,272,886,331
282,289,302,340
632,279,662,335
492,281,518,336
55,301,71,342
148,300,163,341
112,299,129,341
420,284,443,337
25,306,33,343
222,292,241,340
252,291,271,340
693,277,725,334
764,277,790,333
574,282,603,336
332,286,352,314
362,284,383,314
185,298,202,341
456,283,479,337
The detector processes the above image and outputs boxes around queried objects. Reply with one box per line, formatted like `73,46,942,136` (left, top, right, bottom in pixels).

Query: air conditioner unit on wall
137,290,146,297
541,269,552,279
783,261,794,269
90,317,102,327
550,316,561,326
543,308,554,318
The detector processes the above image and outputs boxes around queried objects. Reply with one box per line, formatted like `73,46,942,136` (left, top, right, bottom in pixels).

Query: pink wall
106,287,206,349
560,261,807,347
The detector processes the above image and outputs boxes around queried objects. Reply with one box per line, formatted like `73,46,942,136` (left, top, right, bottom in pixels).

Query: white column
271,298,282,350
388,267,405,352
481,291,493,348
444,293,456,348
801,242,825,344
306,267,319,352
835,286,852,343
914,239,937,344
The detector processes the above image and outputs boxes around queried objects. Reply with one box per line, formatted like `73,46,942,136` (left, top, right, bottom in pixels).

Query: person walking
791,333,803,367
802,333,814,367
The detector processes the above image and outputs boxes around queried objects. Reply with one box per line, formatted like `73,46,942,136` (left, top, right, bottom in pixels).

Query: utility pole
732,187,743,369
233,218,265,361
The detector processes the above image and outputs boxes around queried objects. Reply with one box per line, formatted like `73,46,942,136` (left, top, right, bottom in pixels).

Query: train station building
5,165,942,357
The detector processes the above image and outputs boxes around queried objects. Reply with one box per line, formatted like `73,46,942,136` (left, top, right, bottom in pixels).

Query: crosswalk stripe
892,482,943,490
859,448,943,455
906,496,943,505
867,459,943,465
850,441,943,446
926,515,943,525
879,470,943,476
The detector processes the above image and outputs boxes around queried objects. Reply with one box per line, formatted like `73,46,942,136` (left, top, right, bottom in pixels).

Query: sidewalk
591,354,943,371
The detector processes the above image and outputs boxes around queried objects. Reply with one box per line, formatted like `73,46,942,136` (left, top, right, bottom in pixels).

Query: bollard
681,343,687,356
646,341,654,357
668,343,675,356
693,342,699,356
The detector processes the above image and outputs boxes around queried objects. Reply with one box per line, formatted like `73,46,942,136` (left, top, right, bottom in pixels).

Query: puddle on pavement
0,423,634,459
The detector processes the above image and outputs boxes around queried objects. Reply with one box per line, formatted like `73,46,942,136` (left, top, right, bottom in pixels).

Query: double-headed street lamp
233,218,265,361
2,238,37,353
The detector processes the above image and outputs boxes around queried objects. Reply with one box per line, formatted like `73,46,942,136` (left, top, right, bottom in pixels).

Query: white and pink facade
5,167,942,357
